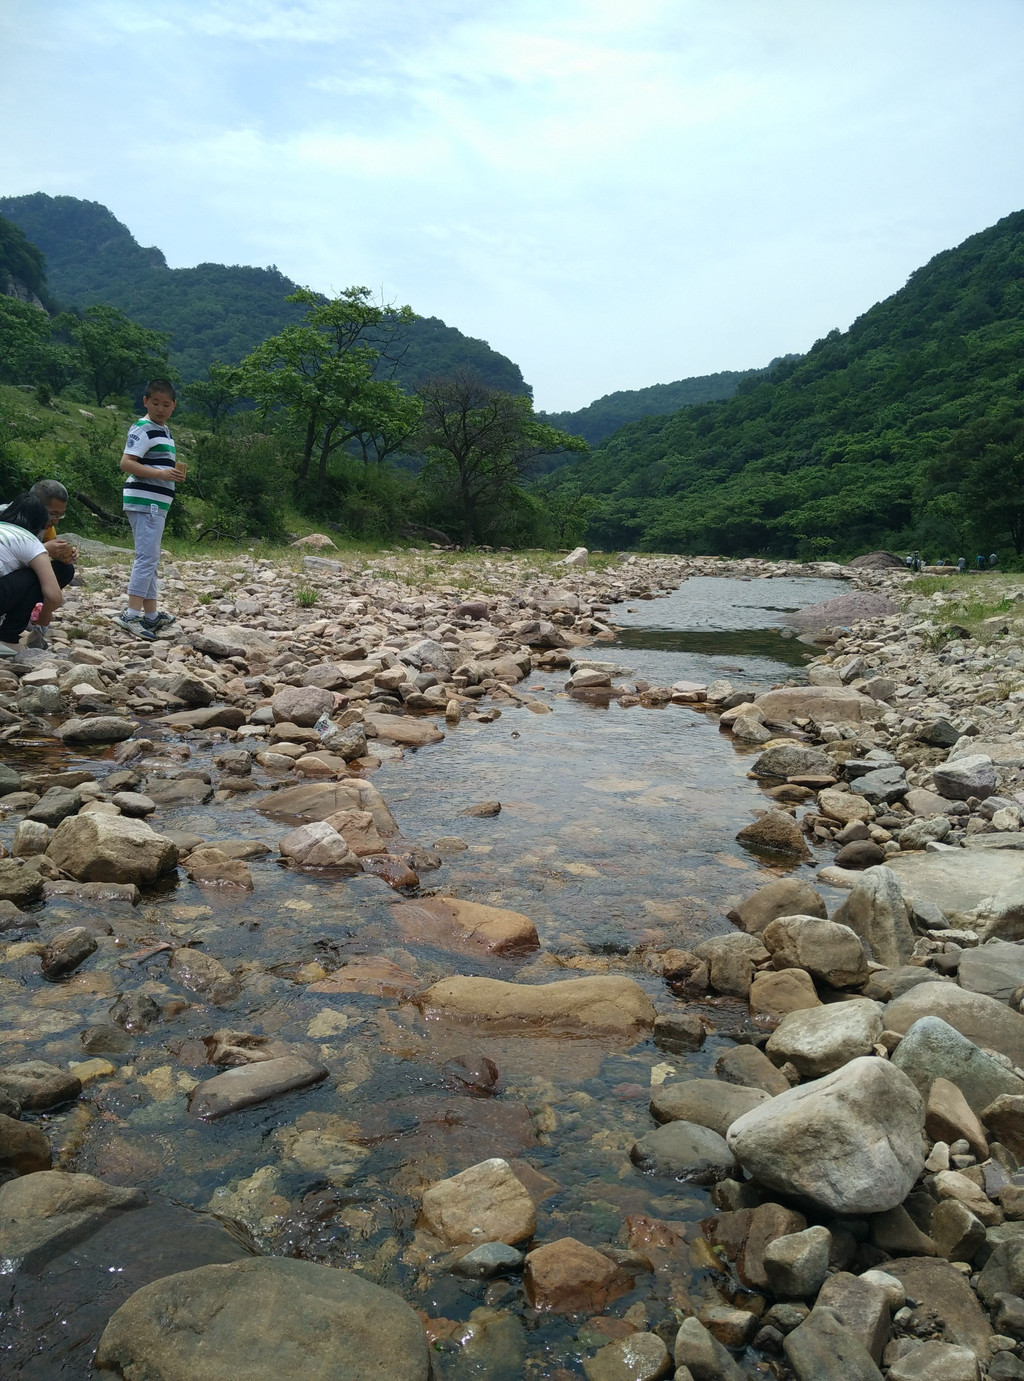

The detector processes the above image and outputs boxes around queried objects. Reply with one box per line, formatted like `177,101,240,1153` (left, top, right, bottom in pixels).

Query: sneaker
117,610,157,641
25,627,48,650
142,610,176,632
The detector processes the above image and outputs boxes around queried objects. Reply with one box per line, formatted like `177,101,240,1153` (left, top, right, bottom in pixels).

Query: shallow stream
2,573,847,1379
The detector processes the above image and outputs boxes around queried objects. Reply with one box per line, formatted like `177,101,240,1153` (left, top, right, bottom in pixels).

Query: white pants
125,505,168,601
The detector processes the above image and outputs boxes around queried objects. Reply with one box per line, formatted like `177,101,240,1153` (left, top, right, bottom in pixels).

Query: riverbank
2,546,1023,1380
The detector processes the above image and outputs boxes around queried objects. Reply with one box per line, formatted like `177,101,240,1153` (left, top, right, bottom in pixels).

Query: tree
58,304,171,404
416,371,586,545
941,414,1024,554
183,362,241,428
234,287,420,501
0,296,73,389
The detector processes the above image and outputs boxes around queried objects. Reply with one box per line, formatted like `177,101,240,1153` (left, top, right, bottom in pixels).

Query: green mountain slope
568,209,1024,559
0,193,528,393
539,368,762,446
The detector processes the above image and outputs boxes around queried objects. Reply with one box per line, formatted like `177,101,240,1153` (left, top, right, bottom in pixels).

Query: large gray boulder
726,1056,926,1215
891,1016,1024,1114
932,755,997,802
832,866,914,968
762,915,870,989
958,941,1024,1002
886,982,1024,1070
765,999,884,1077
46,813,178,885
94,1257,430,1380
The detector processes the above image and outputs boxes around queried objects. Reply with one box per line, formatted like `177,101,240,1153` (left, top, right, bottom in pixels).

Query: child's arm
120,454,187,481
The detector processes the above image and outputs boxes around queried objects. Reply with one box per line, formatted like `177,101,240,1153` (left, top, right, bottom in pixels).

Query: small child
118,378,186,640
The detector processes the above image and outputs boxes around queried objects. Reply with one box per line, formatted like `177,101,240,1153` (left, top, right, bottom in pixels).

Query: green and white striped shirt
122,416,176,512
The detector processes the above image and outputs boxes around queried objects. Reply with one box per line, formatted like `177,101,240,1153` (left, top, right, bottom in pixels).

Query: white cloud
2,1,1024,407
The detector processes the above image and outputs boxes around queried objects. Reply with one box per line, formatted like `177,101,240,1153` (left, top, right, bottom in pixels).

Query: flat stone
650,1079,770,1138
715,1043,791,1095
279,821,360,871
363,713,444,747
886,1257,993,1353
188,1056,328,1120
390,896,538,956
816,1272,891,1363
57,716,138,743
886,983,1024,1069
420,1158,535,1246
889,851,1024,913
0,859,45,907
0,1170,143,1273
94,1256,430,1381
927,1078,989,1159
417,975,656,1038
159,706,247,730
784,1305,884,1381
753,686,882,724
258,780,398,835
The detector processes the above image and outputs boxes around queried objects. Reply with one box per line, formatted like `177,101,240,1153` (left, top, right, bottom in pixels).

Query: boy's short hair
143,378,177,401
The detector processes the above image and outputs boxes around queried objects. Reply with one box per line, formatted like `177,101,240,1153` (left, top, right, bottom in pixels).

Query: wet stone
0,1060,82,1111
449,1241,525,1278
0,1112,52,1175
110,990,162,1033
420,1157,536,1246
630,1120,737,1184
188,1056,328,1120
524,1237,633,1314
583,1332,672,1381
40,924,98,979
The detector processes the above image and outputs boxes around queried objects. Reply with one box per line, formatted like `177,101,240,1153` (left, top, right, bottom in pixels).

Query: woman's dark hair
1,493,50,536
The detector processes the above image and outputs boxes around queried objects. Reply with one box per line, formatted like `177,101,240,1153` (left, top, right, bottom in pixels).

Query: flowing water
1,573,846,1378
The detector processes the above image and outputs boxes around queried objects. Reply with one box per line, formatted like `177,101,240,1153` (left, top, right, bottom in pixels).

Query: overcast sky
2,0,1024,411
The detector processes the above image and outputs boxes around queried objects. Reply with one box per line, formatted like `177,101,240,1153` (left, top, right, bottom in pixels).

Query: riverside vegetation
3,541,1024,1379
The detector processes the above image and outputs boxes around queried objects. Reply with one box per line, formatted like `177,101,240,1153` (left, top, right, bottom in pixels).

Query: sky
2,0,1024,412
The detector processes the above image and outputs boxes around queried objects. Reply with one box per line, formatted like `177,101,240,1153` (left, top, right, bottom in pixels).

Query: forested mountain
539,368,762,446
0,214,50,307
564,209,1024,560
0,193,529,393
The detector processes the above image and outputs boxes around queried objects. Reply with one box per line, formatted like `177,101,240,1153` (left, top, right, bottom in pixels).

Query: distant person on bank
117,379,186,641
0,494,64,657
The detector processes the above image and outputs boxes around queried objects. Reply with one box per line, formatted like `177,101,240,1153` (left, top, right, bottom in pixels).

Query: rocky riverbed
3,543,1024,1379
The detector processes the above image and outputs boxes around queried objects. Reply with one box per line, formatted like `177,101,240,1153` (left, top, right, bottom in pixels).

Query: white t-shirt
0,522,47,577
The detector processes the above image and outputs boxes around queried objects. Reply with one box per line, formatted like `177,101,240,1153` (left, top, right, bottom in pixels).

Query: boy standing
118,379,185,639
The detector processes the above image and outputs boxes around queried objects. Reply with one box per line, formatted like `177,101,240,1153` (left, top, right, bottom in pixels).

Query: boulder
762,915,870,989
630,1121,737,1184
765,999,884,1077
191,625,279,659
417,975,656,1038
971,881,1024,943
259,779,398,835
763,1225,832,1299
818,788,875,825
0,859,45,907
980,1095,1024,1157
363,714,444,747
271,685,335,727
0,1113,51,1174
46,813,178,885
783,590,897,630
650,1079,769,1138
751,744,835,779
885,1257,993,1354
891,1017,1024,1115
322,809,386,856
832,866,914,968
753,687,882,724
94,1256,430,1381
673,1317,747,1381
736,810,812,861
784,1306,884,1381
749,968,822,1019
926,1078,989,1159
420,1158,535,1246
524,1238,633,1314
726,1057,926,1215
816,1272,892,1364
932,754,997,801
169,948,241,1004
584,1334,671,1381
958,941,1024,1002
56,715,138,744
886,983,1024,1069
278,821,361,871
0,1060,81,1110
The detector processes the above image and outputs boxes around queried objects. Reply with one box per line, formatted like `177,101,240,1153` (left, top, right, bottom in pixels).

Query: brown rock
0,1112,52,1174
419,1158,536,1246
391,897,539,957
981,1094,1024,1157
322,808,386,856
749,968,821,1021
183,846,254,890
417,975,656,1038
168,948,241,1004
885,1257,993,1354
363,714,444,747
714,1044,791,1095
926,1078,989,1159
307,956,420,999
738,1202,808,1291
728,878,828,934
524,1237,633,1313
736,810,812,861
